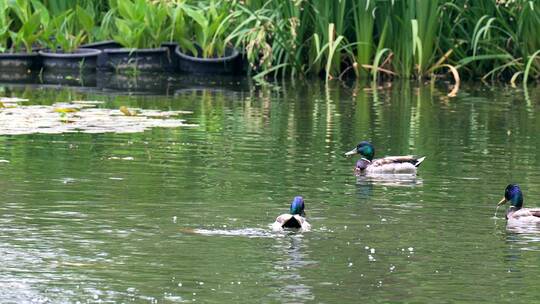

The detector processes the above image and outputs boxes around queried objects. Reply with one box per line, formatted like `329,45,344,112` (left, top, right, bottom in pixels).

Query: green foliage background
0,0,539,82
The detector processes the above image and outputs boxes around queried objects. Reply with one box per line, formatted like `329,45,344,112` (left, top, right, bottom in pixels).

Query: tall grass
352,0,375,78
226,0,305,77
230,0,539,82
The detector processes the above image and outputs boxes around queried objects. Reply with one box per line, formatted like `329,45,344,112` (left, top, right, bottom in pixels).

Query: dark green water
0,79,540,303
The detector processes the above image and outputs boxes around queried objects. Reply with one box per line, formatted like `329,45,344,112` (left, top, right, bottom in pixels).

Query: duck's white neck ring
361,158,371,163
506,206,520,219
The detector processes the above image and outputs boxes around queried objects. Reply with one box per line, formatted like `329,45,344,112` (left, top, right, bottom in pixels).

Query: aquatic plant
306,0,348,79
0,1,11,52
226,0,304,77
74,4,115,43
110,0,170,49
42,9,88,53
166,0,191,51
181,0,237,58
7,0,49,53
40,0,109,16
351,0,375,78
231,0,540,82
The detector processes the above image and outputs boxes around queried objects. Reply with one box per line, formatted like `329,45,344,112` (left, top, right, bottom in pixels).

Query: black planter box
103,47,171,72
0,70,39,83
161,42,178,72
0,52,40,71
175,45,242,75
39,48,101,71
81,41,123,70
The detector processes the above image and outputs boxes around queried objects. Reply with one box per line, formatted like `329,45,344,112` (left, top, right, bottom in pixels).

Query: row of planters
3,40,242,75
0,0,243,75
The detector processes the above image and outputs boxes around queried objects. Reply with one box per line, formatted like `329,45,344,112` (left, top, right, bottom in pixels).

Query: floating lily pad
0,100,197,135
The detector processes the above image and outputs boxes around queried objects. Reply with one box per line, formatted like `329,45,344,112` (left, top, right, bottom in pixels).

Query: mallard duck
272,196,311,232
345,141,425,174
498,184,540,225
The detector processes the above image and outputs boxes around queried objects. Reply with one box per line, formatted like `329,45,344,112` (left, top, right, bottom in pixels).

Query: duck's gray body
506,207,540,226
356,156,425,175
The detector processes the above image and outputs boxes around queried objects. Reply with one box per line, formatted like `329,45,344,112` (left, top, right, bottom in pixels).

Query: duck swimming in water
272,196,311,232
497,184,540,225
345,141,425,175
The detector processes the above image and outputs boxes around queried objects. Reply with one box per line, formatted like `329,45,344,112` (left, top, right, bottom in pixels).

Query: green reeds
413,0,440,76
308,0,348,77
352,0,375,78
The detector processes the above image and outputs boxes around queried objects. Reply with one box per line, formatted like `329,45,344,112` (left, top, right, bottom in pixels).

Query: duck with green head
345,141,425,175
497,184,540,225
272,196,311,232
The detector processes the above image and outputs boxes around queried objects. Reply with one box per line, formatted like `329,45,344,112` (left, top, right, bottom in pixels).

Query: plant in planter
160,0,192,71
166,1,191,49
77,5,122,70
0,0,48,70
43,10,86,53
0,1,11,53
175,1,242,75
76,4,116,44
39,8,101,71
7,0,48,53
112,0,169,49
183,1,236,58
104,0,172,72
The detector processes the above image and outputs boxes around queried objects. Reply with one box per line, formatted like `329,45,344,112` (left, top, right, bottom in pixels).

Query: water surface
0,79,539,303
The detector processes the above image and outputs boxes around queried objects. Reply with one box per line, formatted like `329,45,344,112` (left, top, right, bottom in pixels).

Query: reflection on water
0,79,539,302
42,70,97,87
355,174,422,202
97,72,174,94
0,71,252,94
269,235,316,302
357,174,423,187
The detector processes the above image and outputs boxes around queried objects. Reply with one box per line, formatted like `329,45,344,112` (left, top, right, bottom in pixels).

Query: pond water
0,77,539,303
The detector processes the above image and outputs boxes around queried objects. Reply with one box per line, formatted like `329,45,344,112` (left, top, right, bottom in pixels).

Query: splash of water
493,205,501,219
191,228,277,238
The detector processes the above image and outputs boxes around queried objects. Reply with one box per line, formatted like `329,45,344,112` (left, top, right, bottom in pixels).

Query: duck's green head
498,184,523,209
345,141,375,161
290,196,305,216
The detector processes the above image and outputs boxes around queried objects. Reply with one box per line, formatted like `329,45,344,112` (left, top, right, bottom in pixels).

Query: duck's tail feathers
414,156,426,167
282,216,302,229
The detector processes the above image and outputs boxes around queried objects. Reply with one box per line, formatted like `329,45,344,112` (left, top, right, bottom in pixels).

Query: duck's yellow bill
344,148,357,157
497,197,507,206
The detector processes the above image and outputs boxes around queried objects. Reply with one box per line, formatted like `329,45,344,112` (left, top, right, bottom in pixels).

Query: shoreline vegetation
0,0,538,86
